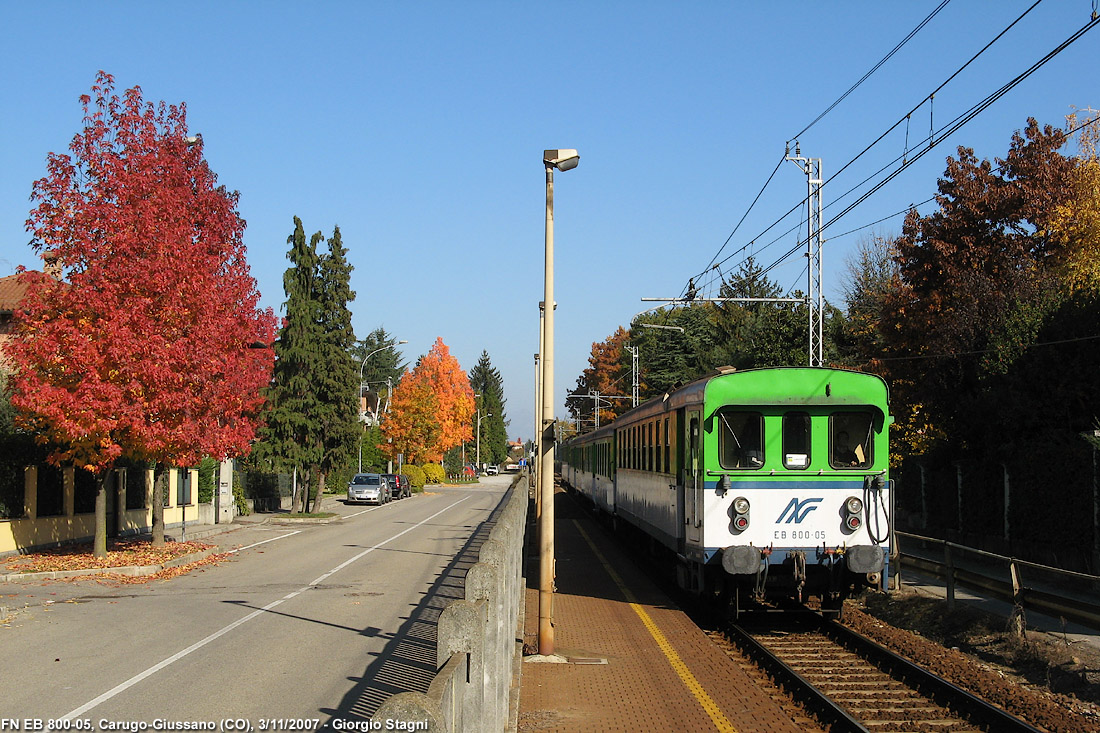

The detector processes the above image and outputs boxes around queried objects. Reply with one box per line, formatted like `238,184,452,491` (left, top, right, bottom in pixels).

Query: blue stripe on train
702,480,867,490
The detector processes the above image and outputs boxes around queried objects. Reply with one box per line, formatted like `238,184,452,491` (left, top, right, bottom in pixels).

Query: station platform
517,485,800,733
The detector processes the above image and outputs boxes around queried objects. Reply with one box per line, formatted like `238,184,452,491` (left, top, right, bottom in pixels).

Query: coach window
660,416,668,473
717,410,764,469
648,422,655,472
830,412,874,469
783,412,811,469
644,422,650,472
651,420,660,471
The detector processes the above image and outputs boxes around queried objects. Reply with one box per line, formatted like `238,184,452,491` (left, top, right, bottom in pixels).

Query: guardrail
371,473,528,732
897,531,1100,634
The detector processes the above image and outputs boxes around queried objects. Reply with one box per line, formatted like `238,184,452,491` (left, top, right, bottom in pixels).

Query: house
0,273,30,371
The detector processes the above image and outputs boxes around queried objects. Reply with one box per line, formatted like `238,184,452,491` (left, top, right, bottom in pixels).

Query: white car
485,465,499,475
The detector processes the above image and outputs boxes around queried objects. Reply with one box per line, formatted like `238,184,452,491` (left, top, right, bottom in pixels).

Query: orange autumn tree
382,337,474,464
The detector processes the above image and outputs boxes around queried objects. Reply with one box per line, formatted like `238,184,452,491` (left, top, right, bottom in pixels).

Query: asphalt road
0,474,515,726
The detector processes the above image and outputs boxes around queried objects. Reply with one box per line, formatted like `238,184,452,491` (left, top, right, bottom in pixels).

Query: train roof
565,367,889,443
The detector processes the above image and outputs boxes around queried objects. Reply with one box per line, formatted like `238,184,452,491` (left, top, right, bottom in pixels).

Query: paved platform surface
518,487,800,733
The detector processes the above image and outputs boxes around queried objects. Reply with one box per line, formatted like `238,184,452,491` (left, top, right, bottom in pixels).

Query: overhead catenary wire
787,0,955,143
753,9,1100,281
691,0,1055,291
687,2,956,300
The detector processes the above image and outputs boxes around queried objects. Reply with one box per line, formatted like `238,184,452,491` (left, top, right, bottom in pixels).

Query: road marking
227,531,301,554
62,495,473,720
573,520,738,733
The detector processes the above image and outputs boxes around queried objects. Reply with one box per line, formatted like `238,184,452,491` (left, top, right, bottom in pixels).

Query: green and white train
558,366,894,616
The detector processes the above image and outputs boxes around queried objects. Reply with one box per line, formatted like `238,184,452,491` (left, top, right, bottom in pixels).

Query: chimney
42,250,62,279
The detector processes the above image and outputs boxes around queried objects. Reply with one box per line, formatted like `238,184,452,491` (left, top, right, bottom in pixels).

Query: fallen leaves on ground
0,538,214,575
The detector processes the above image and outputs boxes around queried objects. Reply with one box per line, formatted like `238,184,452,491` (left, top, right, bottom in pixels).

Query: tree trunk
151,464,169,547
312,464,323,510
92,466,114,558
291,467,302,514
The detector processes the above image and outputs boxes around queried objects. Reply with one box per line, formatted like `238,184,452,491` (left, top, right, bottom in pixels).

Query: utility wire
695,1,954,297
755,9,1099,280
788,0,954,143
694,0,1050,289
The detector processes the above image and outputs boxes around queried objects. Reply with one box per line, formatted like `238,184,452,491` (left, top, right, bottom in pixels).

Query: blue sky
2,2,1097,442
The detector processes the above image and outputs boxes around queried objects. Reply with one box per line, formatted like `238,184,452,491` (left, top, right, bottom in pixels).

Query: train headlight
845,496,863,515
733,497,750,515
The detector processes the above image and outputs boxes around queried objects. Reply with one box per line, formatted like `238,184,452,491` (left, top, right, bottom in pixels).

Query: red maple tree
8,72,276,555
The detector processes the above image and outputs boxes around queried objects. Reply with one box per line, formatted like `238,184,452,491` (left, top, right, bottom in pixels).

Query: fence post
945,543,955,612
1009,560,1026,639
466,559,503,733
437,599,488,730
372,692,444,732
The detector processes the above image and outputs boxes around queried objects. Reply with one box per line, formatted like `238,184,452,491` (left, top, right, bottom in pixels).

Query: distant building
0,273,30,372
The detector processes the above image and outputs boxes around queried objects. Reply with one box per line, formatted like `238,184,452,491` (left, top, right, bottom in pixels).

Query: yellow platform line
573,520,738,733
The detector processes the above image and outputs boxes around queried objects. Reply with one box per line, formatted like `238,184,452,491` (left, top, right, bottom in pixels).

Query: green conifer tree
312,226,359,510
253,217,326,512
469,351,508,464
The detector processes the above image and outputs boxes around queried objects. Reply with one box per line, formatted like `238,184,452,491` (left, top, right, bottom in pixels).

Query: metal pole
539,164,556,655
534,349,541,522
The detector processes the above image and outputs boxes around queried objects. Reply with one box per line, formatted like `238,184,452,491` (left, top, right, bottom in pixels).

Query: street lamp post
358,340,407,472
539,148,579,656
476,408,492,473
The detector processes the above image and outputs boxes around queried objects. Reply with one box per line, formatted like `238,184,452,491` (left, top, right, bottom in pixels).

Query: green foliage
469,351,509,464
197,457,217,504
403,464,426,490
353,328,408,399
358,425,389,473
232,471,250,516
442,444,465,475
253,217,326,475
420,463,445,484
314,226,361,492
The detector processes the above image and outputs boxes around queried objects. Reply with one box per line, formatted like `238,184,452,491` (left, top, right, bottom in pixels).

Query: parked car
347,473,389,505
485,464,499,475
384,473,411,499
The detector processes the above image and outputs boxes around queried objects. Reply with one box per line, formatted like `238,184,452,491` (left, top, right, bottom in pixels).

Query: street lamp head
544,149,580,172
397,340,408,345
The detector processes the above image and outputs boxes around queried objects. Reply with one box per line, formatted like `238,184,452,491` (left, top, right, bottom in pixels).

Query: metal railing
897,531,1100,633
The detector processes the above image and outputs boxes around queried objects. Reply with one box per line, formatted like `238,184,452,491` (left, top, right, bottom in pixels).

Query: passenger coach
559,366,893,617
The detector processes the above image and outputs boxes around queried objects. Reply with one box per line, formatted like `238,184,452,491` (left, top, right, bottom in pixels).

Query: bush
421,463,445,484
404,465,426,490
198,457,217,504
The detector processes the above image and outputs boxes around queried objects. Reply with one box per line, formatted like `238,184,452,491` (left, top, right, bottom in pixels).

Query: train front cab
695,370,893,615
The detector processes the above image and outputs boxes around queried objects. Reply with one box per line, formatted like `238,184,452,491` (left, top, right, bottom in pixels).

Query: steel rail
730,617,1044,733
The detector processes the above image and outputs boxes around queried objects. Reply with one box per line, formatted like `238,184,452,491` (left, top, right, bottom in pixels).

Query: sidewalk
519,488,802,733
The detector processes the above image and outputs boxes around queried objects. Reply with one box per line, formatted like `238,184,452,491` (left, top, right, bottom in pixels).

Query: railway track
724,614,1043,733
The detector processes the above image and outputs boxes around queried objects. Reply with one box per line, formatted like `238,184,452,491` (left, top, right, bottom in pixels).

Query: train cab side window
830,412,873,469
717,410,764,469
783,413,811,469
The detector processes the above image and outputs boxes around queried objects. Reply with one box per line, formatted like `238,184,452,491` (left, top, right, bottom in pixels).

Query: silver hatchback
347,473,390,505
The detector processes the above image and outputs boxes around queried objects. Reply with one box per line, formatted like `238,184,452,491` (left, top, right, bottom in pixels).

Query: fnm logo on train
776,497,823,523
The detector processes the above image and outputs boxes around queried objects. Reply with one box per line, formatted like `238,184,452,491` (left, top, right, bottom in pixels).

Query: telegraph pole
626,346,639,407
785,144,824,367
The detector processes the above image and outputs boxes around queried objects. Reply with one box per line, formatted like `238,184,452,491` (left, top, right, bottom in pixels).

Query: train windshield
830,412,874,469
783,413,811,469
716,410,764,469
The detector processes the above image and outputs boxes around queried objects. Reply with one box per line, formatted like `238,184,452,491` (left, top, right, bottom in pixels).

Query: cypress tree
469,351,508,464
253,217,326,512
312,226,359,510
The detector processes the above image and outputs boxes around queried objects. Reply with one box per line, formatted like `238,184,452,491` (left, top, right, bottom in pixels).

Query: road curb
0,546,221,583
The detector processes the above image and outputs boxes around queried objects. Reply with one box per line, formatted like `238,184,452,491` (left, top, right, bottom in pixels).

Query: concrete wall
372,473,528,732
